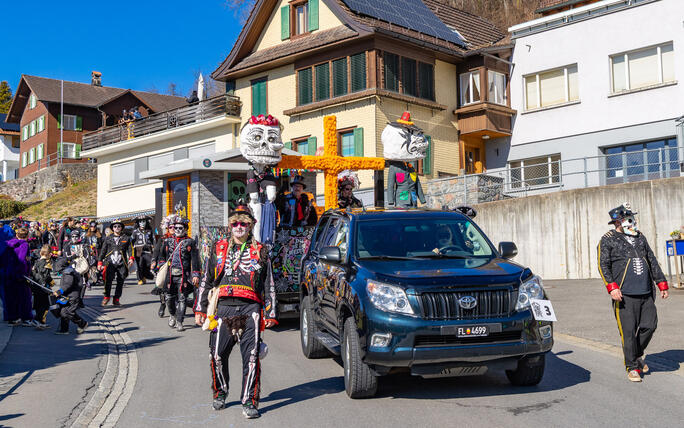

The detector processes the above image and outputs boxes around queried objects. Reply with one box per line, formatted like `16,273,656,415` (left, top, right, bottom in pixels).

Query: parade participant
98,219,133,306
85,221,103,287
52,257,88,335
383,112,428,208
63,229,92,303
598,203,669,383
156,217,200,332
58,217,78,255
43,221,61,256
151,215,173,318
197,204,277,418
27,221,43,250
277,175,318,228
337,170,363,209
3,228,34,325
131,216,155,285
239,114,285,243
31,245,54,329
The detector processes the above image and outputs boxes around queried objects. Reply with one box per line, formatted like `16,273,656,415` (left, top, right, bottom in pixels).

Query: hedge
0,199,27,219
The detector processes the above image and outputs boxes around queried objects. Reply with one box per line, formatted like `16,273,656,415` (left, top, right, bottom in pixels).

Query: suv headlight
515,275,544,311
366,280,414,315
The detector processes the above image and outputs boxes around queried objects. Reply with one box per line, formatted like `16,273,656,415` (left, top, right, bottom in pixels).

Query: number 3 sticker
529,299,557,322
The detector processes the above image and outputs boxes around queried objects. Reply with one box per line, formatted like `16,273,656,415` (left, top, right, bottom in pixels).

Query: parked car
299,209,553,398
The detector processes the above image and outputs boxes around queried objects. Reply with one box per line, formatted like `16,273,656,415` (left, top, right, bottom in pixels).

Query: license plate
422,366,488,378
280,303,298,313
456,325,489,338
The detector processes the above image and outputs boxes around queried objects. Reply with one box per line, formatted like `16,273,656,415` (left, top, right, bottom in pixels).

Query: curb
71,307,138,428
0,322,13,356
554,333,684,378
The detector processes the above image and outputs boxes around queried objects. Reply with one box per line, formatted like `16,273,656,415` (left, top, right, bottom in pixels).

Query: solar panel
341,0,466,47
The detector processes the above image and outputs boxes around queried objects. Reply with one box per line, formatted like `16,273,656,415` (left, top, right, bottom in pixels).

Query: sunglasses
231,221,250,227
173,226,186,230
342,187,352,191
112,225,123,229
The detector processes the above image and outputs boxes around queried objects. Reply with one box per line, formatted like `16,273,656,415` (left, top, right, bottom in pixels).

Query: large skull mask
382,121,428,161
240,115,284,167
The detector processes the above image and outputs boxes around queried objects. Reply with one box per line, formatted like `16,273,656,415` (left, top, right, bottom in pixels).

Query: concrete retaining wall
0,164,97,202
429,176,684,280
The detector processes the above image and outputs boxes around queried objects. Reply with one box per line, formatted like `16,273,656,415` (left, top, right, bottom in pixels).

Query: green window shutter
57,114,62,130
384,52,399,92
251,80,267,116
333,58,348,97
57,143,62,157
315,63,330,101
307,136,317,155
424,136,432,176
298,68,313,105
353,127,364,156
285,141,292,150
280,6,290,40
75,144,82,159
76,116,83,131
350,53,367,92
308,0,319,31
22,152,27,167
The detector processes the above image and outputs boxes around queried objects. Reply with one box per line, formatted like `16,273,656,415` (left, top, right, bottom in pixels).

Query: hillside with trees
441,0,539,31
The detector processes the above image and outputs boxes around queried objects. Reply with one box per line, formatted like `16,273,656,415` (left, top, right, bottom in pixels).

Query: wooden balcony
82,94,242,151
453,102,516,139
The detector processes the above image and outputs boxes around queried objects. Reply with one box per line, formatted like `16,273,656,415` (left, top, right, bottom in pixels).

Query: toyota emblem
458,295,477,310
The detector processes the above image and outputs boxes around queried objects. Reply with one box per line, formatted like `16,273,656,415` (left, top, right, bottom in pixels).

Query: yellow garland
277,115,385,209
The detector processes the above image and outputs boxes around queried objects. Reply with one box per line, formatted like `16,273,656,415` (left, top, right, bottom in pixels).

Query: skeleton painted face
240,122,284,167
621,215,638,236
138,220,146,229
382,123,428,161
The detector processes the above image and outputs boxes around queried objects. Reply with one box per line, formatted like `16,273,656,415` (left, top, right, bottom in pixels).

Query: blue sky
3,0,249,96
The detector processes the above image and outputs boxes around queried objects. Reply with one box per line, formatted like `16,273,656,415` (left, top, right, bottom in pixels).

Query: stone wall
194,171,226,228
0,164,97,202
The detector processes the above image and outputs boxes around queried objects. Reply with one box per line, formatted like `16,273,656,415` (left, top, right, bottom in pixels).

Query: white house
0,113,20,182
486,0,684,192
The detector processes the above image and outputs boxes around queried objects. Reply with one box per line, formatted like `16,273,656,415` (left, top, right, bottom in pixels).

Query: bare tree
443,0,537,31
224,0,257,23
166,83,179,96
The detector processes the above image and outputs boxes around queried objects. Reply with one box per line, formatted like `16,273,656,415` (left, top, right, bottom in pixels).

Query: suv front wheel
342,317,378,398
506,354,546,386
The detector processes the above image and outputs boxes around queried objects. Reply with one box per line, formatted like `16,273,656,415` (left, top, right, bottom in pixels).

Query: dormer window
281,0,319,40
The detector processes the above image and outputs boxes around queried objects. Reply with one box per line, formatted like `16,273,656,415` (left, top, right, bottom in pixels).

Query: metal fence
427,146,684,207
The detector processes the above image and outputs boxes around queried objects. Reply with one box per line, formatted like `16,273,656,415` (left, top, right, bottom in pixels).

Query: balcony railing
82,94,242,151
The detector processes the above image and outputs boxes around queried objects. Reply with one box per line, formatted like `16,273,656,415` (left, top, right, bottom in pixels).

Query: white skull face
382,123,428,161
240,124,284,166
621,215,638,236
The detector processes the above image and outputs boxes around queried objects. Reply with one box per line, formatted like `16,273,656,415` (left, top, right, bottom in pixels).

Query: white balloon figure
239,114,284,242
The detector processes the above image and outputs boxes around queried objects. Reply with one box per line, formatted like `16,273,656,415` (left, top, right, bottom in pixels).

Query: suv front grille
417,289,514,320
415,330,522,346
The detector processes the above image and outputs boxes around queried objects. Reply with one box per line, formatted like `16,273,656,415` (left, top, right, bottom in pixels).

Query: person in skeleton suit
131,216,155,285
97,219,133,306
151,216,173,318
383,112,428,208
62,229,91,304
156,217,200,332
84,220,103,288
43,221,61,256
598,203,669,383
240,114,284,244
197,204,277,419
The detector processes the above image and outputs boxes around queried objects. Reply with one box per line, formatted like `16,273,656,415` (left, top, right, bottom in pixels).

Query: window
298,68,313,105
29,94,36,109
340,131,355,156
60,114,79,131
419,63,435,101
293,138,309,154
350,53,366,92
402,57,417,97
22,125,28,141
315,63,330,102
111,161,135,188
60,142,79,159
611,42,675,93
251,78,267,116
337,127,363,157
29,120,36,137
37,115,45,133
295,2,308,35
281,0,318,40
488,70,507,105
604,138,679,183
37,144,44,160
188,142,215,159
332,58,348,97
29,148,35,164
384,52,400,92
509,155,561,188
460,71,481,106
22,152,27,167
148,152,174,171
524,65,578,110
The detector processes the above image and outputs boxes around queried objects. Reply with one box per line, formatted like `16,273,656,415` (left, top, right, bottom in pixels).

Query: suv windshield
356,217,494,259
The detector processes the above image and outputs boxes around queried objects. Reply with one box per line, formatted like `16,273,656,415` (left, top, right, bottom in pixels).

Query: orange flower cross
278,115,385,210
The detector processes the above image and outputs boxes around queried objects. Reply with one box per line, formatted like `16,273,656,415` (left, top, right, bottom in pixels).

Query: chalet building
211,0,514,197
5,73,187,178
0,113,20,182
486,0,684,192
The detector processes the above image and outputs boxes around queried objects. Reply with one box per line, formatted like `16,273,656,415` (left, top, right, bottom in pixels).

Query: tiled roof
422,0,505,49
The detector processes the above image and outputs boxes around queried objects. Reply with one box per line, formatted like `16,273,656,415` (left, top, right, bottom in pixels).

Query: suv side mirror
320,246,342,264
498,242,518,259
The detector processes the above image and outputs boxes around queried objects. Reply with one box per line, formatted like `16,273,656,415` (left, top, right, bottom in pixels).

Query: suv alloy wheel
342,317,378,398
505,354,546,386
300,295,330,359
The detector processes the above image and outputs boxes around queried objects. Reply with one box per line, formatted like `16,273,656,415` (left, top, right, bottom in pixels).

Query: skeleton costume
198,204,277,417
131,216,155,284
52,257,88,334
62,229,91,303
239,114,284,243
156,217,200,331
337,170,363,209
598,203,668,377
383,112,428,208
98,219,133,304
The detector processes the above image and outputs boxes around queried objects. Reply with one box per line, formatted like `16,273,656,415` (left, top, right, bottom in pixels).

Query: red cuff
128,257,134,262
97,261,103,268
656,281,669,291
605,282,619,293
265,319,278,326
195,312,206,317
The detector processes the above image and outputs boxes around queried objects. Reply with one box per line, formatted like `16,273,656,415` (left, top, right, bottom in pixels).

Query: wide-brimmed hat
110,219,124,228
172,217,190,228
290,175,307,189
230,202,256,223
608,203,637,224
89,220,98,227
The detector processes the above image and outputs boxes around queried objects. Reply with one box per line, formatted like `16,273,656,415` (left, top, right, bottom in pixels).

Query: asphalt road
3,279,684,428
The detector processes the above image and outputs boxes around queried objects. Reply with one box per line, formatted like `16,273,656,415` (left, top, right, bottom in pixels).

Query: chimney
91,71,102,87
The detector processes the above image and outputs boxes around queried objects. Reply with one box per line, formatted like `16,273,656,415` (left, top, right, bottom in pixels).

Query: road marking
71,307,138,428
555,333,683,378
